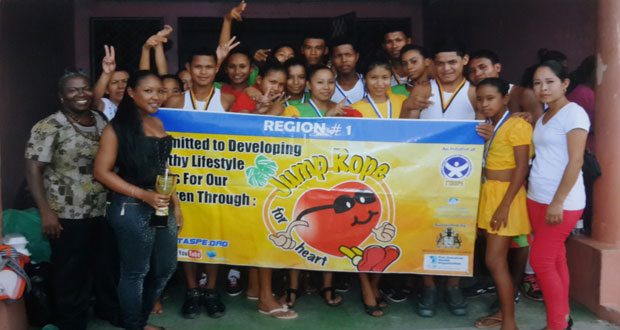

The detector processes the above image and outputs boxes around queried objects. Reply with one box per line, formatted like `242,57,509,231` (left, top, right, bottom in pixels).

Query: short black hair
382,22,411,39
477,77,510,96
58,68,90,92
160,74,183,90
259,58,287,78
400,44,429,59
469,49,500,64
302,31,328,44
283,57,306,73
329,36,357,54
186,47,216,64
433,38,467,57
307,64,333,81
360,50,391,77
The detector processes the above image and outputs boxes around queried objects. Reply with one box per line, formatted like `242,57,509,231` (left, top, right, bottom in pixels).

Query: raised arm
94,45,116,111
219,1,246,45
154,25,173,75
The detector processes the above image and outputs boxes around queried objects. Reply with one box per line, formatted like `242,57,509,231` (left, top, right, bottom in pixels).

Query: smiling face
365,65,392,99
533,66,569,104
331,44,359,76
286,64,306,96
186,55,217,88
106,71,129,104
226,53,251,86
468,57,501,85
128,75,165,114
434,51,468,85
301,38,327,65
307,68,335,102
294,181,382,256
60,76,93,113
476,84,508,119
383,31,410,60
275,46,295,63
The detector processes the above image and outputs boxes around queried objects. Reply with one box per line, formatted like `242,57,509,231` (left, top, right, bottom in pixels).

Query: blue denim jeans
107,193,177,330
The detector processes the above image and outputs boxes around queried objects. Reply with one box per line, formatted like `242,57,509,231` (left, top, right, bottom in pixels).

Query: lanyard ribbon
366,95,392,119
436,78,466,114
335,73,365,105
308,99,324,117
285,94,306,107
189,86,215,111
482,110,511,168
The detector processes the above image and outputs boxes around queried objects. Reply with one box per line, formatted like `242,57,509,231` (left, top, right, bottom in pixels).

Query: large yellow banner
158,109,483,276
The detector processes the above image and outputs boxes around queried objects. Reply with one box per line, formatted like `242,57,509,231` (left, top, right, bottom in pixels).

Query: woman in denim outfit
95,70,183,330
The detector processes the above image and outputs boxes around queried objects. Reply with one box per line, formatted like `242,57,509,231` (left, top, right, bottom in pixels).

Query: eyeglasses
295,190,377,222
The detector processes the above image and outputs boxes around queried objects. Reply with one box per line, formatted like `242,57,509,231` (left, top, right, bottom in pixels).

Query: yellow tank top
486,117,534,170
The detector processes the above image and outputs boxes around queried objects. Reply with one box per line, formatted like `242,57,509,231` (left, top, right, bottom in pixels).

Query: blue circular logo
440,154,473,180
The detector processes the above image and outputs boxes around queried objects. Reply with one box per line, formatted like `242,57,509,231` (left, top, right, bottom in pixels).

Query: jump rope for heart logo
268,181,401,272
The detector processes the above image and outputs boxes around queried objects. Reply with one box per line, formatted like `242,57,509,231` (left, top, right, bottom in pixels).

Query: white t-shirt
331,74,365,105
101,97,118,120
527,102,590,210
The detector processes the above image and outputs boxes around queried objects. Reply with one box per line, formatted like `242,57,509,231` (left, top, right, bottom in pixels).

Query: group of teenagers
23,2,596,330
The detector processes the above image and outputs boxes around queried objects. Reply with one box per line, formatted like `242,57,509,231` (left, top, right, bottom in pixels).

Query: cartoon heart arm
371,222,396,243
340,245,400,272
268,218,309,250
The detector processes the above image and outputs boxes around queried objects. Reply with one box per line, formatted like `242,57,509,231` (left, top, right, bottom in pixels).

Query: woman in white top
528,60,589,330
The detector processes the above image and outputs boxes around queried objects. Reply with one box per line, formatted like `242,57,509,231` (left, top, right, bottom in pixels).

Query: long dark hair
111,70,161,176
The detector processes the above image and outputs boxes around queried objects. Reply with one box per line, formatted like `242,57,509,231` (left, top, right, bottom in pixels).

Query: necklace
61,110,101,142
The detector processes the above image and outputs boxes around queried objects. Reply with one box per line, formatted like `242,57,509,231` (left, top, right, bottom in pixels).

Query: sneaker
445,286,467,316
417,286,437,317
521,275,544,302
334,274,350,293
226,269,243,296
380,287,408,303
182,288,202,319
202,289,226,318
462,280,496,297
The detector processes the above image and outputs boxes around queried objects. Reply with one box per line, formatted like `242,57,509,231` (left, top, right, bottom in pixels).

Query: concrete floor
78,274,620,330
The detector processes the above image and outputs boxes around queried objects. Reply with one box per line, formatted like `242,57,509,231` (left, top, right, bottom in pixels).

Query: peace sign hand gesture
255,86,285,114
216,36,241,63
325,99,350,117
102,45,116,74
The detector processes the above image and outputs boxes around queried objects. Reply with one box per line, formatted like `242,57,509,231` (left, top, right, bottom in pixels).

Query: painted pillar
592,0,620,247
567,1,620,325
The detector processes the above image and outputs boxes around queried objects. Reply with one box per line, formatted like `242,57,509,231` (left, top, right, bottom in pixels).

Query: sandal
361,297,383,317
202,289,226,318
475,315,503,329
320,287,342,307
284,288,299,307
259,307,298,319
376,296,388,308
150,300,164,314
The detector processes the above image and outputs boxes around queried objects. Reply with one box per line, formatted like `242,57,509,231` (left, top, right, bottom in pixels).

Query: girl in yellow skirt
475,78,532,330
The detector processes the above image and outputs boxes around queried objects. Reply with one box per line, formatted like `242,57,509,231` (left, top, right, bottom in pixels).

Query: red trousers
527,199,582,329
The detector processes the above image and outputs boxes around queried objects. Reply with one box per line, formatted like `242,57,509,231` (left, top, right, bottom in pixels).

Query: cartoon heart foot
339,245,400,272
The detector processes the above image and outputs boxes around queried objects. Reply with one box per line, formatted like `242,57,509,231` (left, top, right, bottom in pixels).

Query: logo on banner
264,148,401,272
436,227,462,249
440,154,473,187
